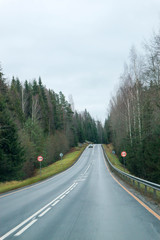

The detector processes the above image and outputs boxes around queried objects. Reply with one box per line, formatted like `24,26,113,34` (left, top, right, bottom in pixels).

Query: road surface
0,144,160,240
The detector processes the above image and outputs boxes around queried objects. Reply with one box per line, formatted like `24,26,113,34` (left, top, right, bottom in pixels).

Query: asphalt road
0,144,160,240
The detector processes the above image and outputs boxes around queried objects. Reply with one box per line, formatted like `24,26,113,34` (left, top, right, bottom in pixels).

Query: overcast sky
0,0,160,123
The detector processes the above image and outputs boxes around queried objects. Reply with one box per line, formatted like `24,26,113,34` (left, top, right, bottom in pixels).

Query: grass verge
103,144,130,173
0,145,86,194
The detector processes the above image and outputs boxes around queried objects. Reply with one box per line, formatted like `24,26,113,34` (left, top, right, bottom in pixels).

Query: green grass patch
103,144,130,173
0,145,86,194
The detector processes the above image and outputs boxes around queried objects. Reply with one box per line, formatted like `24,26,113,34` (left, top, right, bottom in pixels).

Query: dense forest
0,70,105,182
104,30,160,184
1,32,160,185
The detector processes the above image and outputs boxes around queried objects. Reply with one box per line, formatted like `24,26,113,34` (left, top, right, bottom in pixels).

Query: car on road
88,144,93,148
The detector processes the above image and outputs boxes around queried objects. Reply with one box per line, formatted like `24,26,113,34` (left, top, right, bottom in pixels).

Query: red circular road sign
37,156,43,162
121,151,127,157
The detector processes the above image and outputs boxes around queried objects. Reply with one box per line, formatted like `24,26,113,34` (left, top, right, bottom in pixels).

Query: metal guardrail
102,145,160,199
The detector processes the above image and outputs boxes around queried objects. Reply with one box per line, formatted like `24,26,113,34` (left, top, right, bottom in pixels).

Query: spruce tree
0,74,24,181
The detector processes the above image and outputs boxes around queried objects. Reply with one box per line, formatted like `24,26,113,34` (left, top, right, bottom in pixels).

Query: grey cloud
0,0,160,122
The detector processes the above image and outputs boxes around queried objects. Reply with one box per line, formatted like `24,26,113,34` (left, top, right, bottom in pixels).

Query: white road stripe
65,191,70,194
60,195,66,199
83,165,90,174
0,183,76,240
38,207,51,217
51,200,60,206
14,219,37,237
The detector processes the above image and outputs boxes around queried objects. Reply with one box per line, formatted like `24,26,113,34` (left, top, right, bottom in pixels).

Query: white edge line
38,207,51,217
14,219,37,236
0,183,76,240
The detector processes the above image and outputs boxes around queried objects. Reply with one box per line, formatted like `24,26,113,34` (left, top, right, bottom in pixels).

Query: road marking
83,165,90,175
0,147,88,199
103,153,160,221
0,183,76,240
51,200,60,206
60,195,66,199
77,178,86,182
0,175,67,199
65,191,70,194
14,219,37,236
76,178,86,182
38,207,51,217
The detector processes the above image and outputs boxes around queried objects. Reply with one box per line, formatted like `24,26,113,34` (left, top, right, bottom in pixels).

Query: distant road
0,145,160,240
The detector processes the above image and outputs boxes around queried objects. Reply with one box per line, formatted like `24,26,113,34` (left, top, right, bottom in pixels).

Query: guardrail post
145,185,147,194
153,189,157,199
133,180,135,186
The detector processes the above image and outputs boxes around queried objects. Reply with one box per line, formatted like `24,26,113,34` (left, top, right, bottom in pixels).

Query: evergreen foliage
0,73,24,181
0,68,104,181
104,31,160,184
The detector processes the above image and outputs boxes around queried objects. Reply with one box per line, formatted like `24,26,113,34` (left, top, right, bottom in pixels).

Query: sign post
59,153,63,169
59,153,63,160
37,156,43,175
121,151,127,169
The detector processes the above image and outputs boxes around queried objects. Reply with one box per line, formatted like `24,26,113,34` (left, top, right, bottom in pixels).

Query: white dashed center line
0,182,78,240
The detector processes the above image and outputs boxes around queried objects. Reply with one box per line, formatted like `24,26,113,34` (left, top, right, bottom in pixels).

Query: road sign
121,151,127,157
37,156,43,162
59,153,63,158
